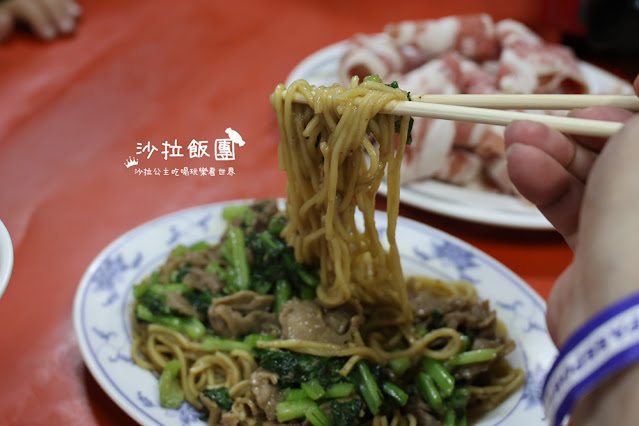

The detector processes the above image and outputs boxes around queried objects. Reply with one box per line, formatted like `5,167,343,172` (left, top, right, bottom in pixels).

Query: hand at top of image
0,0,81,42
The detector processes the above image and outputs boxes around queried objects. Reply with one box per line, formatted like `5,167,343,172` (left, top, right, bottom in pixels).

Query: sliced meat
248,198,280,233
495,19,588,94
432,148,482,186
158,245,221,284
405,395,445,426
208,291,280,339
220,397,262,426
199,392,222,426
338,33,405,84
278,298,363,346
442,299,496,331
385,14,499,62
407,278,449,318
182,267,225,294
165,291,200,318
250,369,283,421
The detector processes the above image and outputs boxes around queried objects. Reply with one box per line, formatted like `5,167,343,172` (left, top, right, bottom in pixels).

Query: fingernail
68,2,82,17
59,18,74,33
42,25,56,40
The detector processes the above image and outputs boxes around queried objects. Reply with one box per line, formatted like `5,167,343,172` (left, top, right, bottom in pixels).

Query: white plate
0,219,13,300
73,200,556,425
285,38,634,229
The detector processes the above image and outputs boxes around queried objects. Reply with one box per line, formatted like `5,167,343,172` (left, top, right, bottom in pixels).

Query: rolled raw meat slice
495,19,588,94
396,52,462,94
432,148,483,185
453,122,505,159
385,14,500,63
337,33,404,84
457,55,499,94
400,118,456,183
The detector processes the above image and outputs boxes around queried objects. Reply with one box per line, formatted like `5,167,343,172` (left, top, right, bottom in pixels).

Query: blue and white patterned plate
73,199,557,425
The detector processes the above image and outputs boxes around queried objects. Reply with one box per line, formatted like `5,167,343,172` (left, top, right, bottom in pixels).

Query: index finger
568,106,633,151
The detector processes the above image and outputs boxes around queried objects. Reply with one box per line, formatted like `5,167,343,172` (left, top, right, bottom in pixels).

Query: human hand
505,98,639,347
0,0,81,42
505,77,639,424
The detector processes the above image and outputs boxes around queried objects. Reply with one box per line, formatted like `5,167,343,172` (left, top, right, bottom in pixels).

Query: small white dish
0,219,14,300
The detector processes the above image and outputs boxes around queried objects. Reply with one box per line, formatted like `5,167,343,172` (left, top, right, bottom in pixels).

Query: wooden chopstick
389,100,623,137
411,94,639,111
287,92,627,137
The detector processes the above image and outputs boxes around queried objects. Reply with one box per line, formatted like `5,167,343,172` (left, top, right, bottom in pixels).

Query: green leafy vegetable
276,399,316,423
159,360,184,408
201,387,233,411
444,347,500,369
136,304,206,340
258,349,345,389
422,357,455,398
416,371,444,415
382,381,409,406
220,225,251,293
331,399,363,426
301,378,326,400
353,361,383,415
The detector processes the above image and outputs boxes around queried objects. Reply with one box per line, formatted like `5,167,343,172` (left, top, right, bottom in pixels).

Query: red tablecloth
0,1,631,424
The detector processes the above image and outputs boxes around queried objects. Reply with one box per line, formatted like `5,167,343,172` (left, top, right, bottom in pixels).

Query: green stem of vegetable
416,371,444,415
223,226,250,292
201,335,252,352
149,283,191,294
189,241,209,251
355,361,383,415
301,378,326,400
459,334,471,352
171,244,187,257
204,260,225,277
222,204,250,222
136,305,206,340
284,388,309,402
274,280,292,313
422,358,455,397
363,74,382,83
324,382,355,399
388,356,411,377
416,325,429,337
260,231,284,251
159,359,184,409
382,381,409,406
276,400,316,423
443,407,456,426
133,282,148,299
446,347,500,368
299,284,316,300
181,316,206,340
447,386,471,419
243,333,277,348
297,267,319,287
267,213,286,236
304,403,333,426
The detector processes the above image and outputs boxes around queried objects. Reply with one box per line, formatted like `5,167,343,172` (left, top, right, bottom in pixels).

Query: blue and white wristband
542,291,639,426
